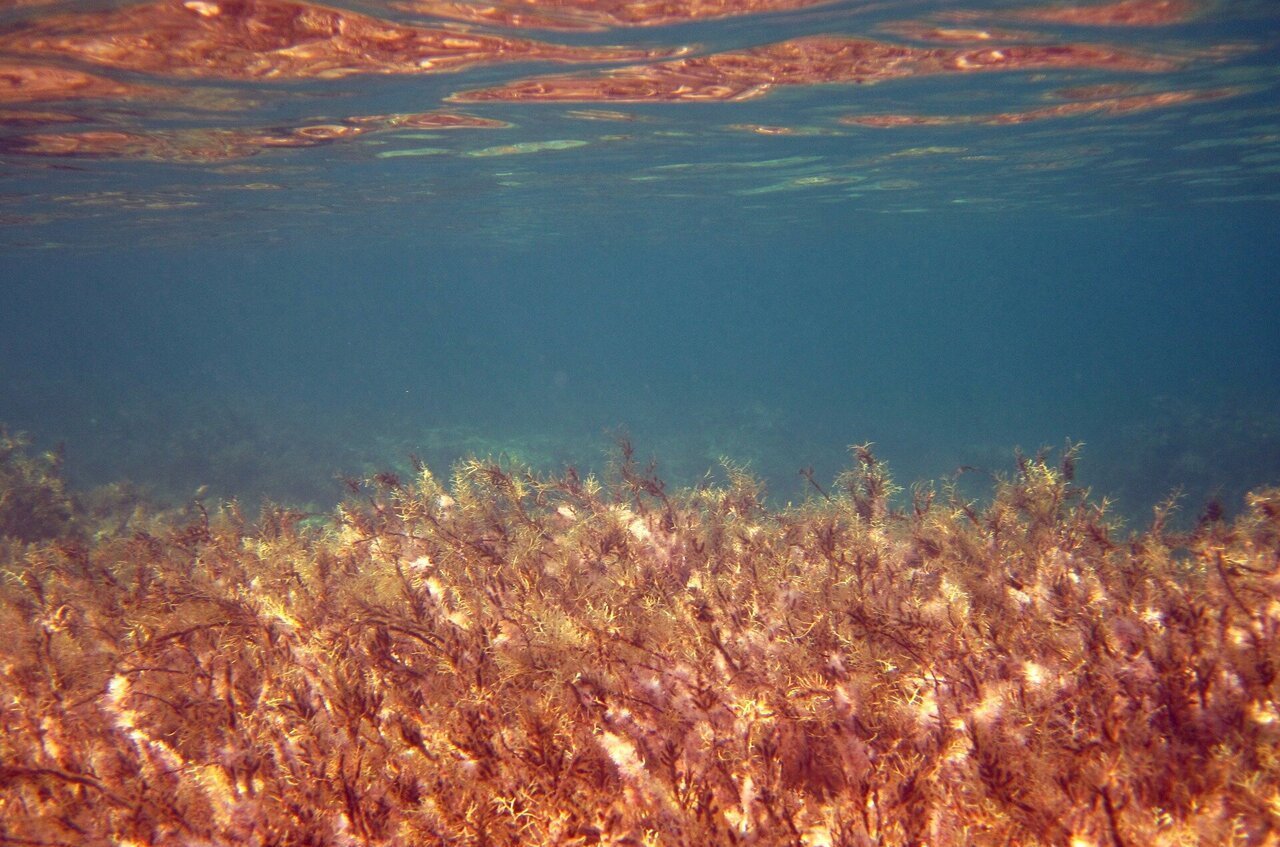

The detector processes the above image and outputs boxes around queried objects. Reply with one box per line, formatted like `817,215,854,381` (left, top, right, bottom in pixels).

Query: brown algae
1,437,1277,846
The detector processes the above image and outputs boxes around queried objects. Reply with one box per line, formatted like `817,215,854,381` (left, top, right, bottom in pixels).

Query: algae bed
2,430,1277,846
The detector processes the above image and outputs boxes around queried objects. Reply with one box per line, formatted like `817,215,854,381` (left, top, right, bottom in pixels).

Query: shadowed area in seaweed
1,433,1278,845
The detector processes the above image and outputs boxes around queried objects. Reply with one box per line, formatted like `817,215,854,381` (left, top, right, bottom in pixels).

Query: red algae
0,0,681,81
0,60,157,104
392,0,838,31
0,109,506,160
843,87,1237,127
1011,0,1201,26
0,128,304,161
450,35,1179,103
0,108,84,125
390,0,606,31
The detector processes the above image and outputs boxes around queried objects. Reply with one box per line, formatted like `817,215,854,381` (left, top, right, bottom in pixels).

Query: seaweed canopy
1,441,1277,846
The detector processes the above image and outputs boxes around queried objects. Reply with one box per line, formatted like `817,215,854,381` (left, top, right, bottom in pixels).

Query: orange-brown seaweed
0,108,84,125
1,435,1277,846
0,59,156,104
0,109,506,160
0,0,681,81
843,87,1235,127
1010,0,1200,26
450,35,1179,102
393,0,838,31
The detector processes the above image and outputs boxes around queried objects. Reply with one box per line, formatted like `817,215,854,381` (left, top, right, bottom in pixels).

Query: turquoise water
2,0,1278,519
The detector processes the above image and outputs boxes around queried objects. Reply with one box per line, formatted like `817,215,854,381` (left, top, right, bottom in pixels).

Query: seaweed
0,428,76,543
0,440,1277,846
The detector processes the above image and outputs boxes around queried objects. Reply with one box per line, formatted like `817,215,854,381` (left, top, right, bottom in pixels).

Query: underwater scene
3,0,1280,844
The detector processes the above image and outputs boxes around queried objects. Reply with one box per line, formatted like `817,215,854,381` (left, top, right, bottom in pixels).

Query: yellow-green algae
1,436,1277,846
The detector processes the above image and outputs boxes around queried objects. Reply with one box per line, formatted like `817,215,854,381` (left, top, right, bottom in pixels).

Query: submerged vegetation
1,435,1278,846
0,428,75,543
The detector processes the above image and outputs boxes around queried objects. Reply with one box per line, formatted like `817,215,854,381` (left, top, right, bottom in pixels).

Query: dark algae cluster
2,435,1278,846
0,429,75,543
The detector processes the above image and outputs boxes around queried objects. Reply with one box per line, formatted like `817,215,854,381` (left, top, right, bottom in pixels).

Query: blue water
2,0,1279,522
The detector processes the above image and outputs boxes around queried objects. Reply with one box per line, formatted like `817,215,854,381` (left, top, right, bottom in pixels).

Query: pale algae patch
652,156,823,172
889,146,966,158
723,145,957,196
735,173,865,196
465,139,589,157
375,147,451,158
865,179,922,190
648,156,850,196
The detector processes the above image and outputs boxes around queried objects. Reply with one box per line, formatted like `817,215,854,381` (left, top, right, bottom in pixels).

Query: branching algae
1,436,1277,846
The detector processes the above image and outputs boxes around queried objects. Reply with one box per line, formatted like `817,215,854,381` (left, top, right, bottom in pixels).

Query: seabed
1,431,1278,846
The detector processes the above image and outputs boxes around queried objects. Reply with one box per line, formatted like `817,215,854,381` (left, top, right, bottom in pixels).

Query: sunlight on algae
1,431,1278,846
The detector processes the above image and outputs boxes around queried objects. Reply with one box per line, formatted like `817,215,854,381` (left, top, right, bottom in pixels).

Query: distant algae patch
0,428,73,542
1,437,1278,846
